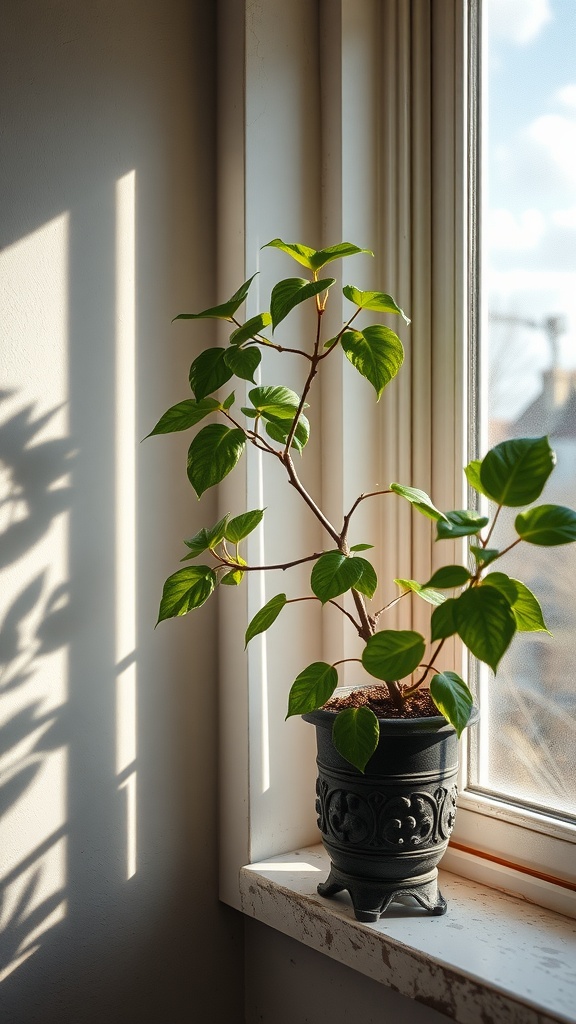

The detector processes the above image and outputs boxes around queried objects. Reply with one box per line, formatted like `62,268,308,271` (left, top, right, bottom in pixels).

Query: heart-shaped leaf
464,459,492,499
262,238,318,270
173,273,257,321
286,662,338,717
332,706,379,773
157,566,217,623
248,385,302,419
223,345,262,383
482,572,550,633
342,285,410,323
430,598,458,641
310,551,365,603
263,411,310,452
341,326,404,400
245,593,287,647
470,545,500,567
189,348,233,400
309,243,373,272
479,436,555,508
425,565,471,589
270,277,335,330
353,558,378,599
515,504,576,545
361,630,426,682
430,671,474,737
145,397,220,438
391,483,448,522
229,312,272,345
436,509,489,539
453,587,516,673
394,579,446,606
225,509,265,544
187,424,246,497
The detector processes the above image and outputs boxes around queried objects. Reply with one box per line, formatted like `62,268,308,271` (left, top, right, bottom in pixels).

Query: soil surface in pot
322,685,439,719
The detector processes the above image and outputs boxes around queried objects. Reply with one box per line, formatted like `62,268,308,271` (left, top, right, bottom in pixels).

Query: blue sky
485,0,576,412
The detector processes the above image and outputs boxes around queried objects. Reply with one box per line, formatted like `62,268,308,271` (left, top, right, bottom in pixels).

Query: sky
484,0,576,416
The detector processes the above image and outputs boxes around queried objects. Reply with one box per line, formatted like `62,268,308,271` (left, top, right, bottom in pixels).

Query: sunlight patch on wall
114,171,138,879
0,213,70,976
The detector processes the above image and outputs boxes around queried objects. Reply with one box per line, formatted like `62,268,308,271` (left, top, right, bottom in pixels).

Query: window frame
216,0,576,919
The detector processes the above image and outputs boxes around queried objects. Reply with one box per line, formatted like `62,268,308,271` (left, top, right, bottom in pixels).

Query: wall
245,920,451,1024
0,2,244,1022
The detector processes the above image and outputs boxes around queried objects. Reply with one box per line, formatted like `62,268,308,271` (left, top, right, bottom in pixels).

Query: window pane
474,0,576,820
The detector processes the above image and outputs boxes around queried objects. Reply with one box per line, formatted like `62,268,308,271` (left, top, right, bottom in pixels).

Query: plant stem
402,638,447,697
341,489,392,544
282,452,340,544
482,502,502,548
284,596,361,632
217,552,324,573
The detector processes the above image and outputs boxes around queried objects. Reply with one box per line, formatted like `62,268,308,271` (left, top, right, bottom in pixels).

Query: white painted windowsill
239,845,576,1024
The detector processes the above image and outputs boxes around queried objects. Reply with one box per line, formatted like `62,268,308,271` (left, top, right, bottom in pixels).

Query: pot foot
317,866,447,921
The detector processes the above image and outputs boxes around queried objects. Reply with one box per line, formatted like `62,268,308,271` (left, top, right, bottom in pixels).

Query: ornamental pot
302,698,479,922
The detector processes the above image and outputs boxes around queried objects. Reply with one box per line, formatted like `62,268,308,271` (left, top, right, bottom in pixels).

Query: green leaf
173,273,258,321
145,397,220,438
470,545,500,567
350,543,374,551
222,392,235,410
205,514,230,548
390,483,449,522
189,348,233,400
342,285,410,324
436,509,490,539
431,598,458,641
515,504,576,545
332,706,379,773
157,566,217,623
245,593,287,646
223,345,262,383
220,569,244,586
248,385,302,419
362,630,426,682
482,572,550,633
479,436,556,508
309,243,373,272
425,565,472,588
341,326,404,400
270,277,335,330
263,238,318,270
453,588,517,673
353,558,378,599
430,672,474,737
225,508,265,544
310,551,365,603
229,312,272,345
394,579,446,607
182,527,210,559
464,460,492,499
263,411,310,452
187,424,246,497
286,662,338,717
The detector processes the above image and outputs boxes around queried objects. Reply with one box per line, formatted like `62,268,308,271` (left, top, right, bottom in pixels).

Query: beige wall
0,2,243,1021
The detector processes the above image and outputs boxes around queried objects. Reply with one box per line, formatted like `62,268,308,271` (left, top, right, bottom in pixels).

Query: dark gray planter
303,699,478,922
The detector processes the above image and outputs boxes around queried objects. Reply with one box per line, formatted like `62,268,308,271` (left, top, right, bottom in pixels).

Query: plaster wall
0,2,243,1021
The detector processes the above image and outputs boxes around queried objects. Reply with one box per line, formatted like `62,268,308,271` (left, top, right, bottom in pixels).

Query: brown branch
341,489,393,542
402,638,447,697
217,552,324,573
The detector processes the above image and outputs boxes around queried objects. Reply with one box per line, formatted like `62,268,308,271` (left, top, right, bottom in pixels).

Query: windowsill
239,844,576,1024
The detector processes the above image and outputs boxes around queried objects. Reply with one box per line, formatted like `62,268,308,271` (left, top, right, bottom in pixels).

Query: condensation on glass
472,0,576,821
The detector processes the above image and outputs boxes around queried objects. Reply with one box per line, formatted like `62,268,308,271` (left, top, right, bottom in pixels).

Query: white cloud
487,0,552,46
488,208,545,251
526,114,576,189
555,84,576,109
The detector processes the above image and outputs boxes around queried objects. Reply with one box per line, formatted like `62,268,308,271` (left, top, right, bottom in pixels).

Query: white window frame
216,0,576,919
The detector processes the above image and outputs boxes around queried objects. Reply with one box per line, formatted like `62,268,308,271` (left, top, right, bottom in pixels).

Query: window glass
473,0,576,820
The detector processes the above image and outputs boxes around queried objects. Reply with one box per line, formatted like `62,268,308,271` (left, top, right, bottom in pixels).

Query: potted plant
148,239,576,920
